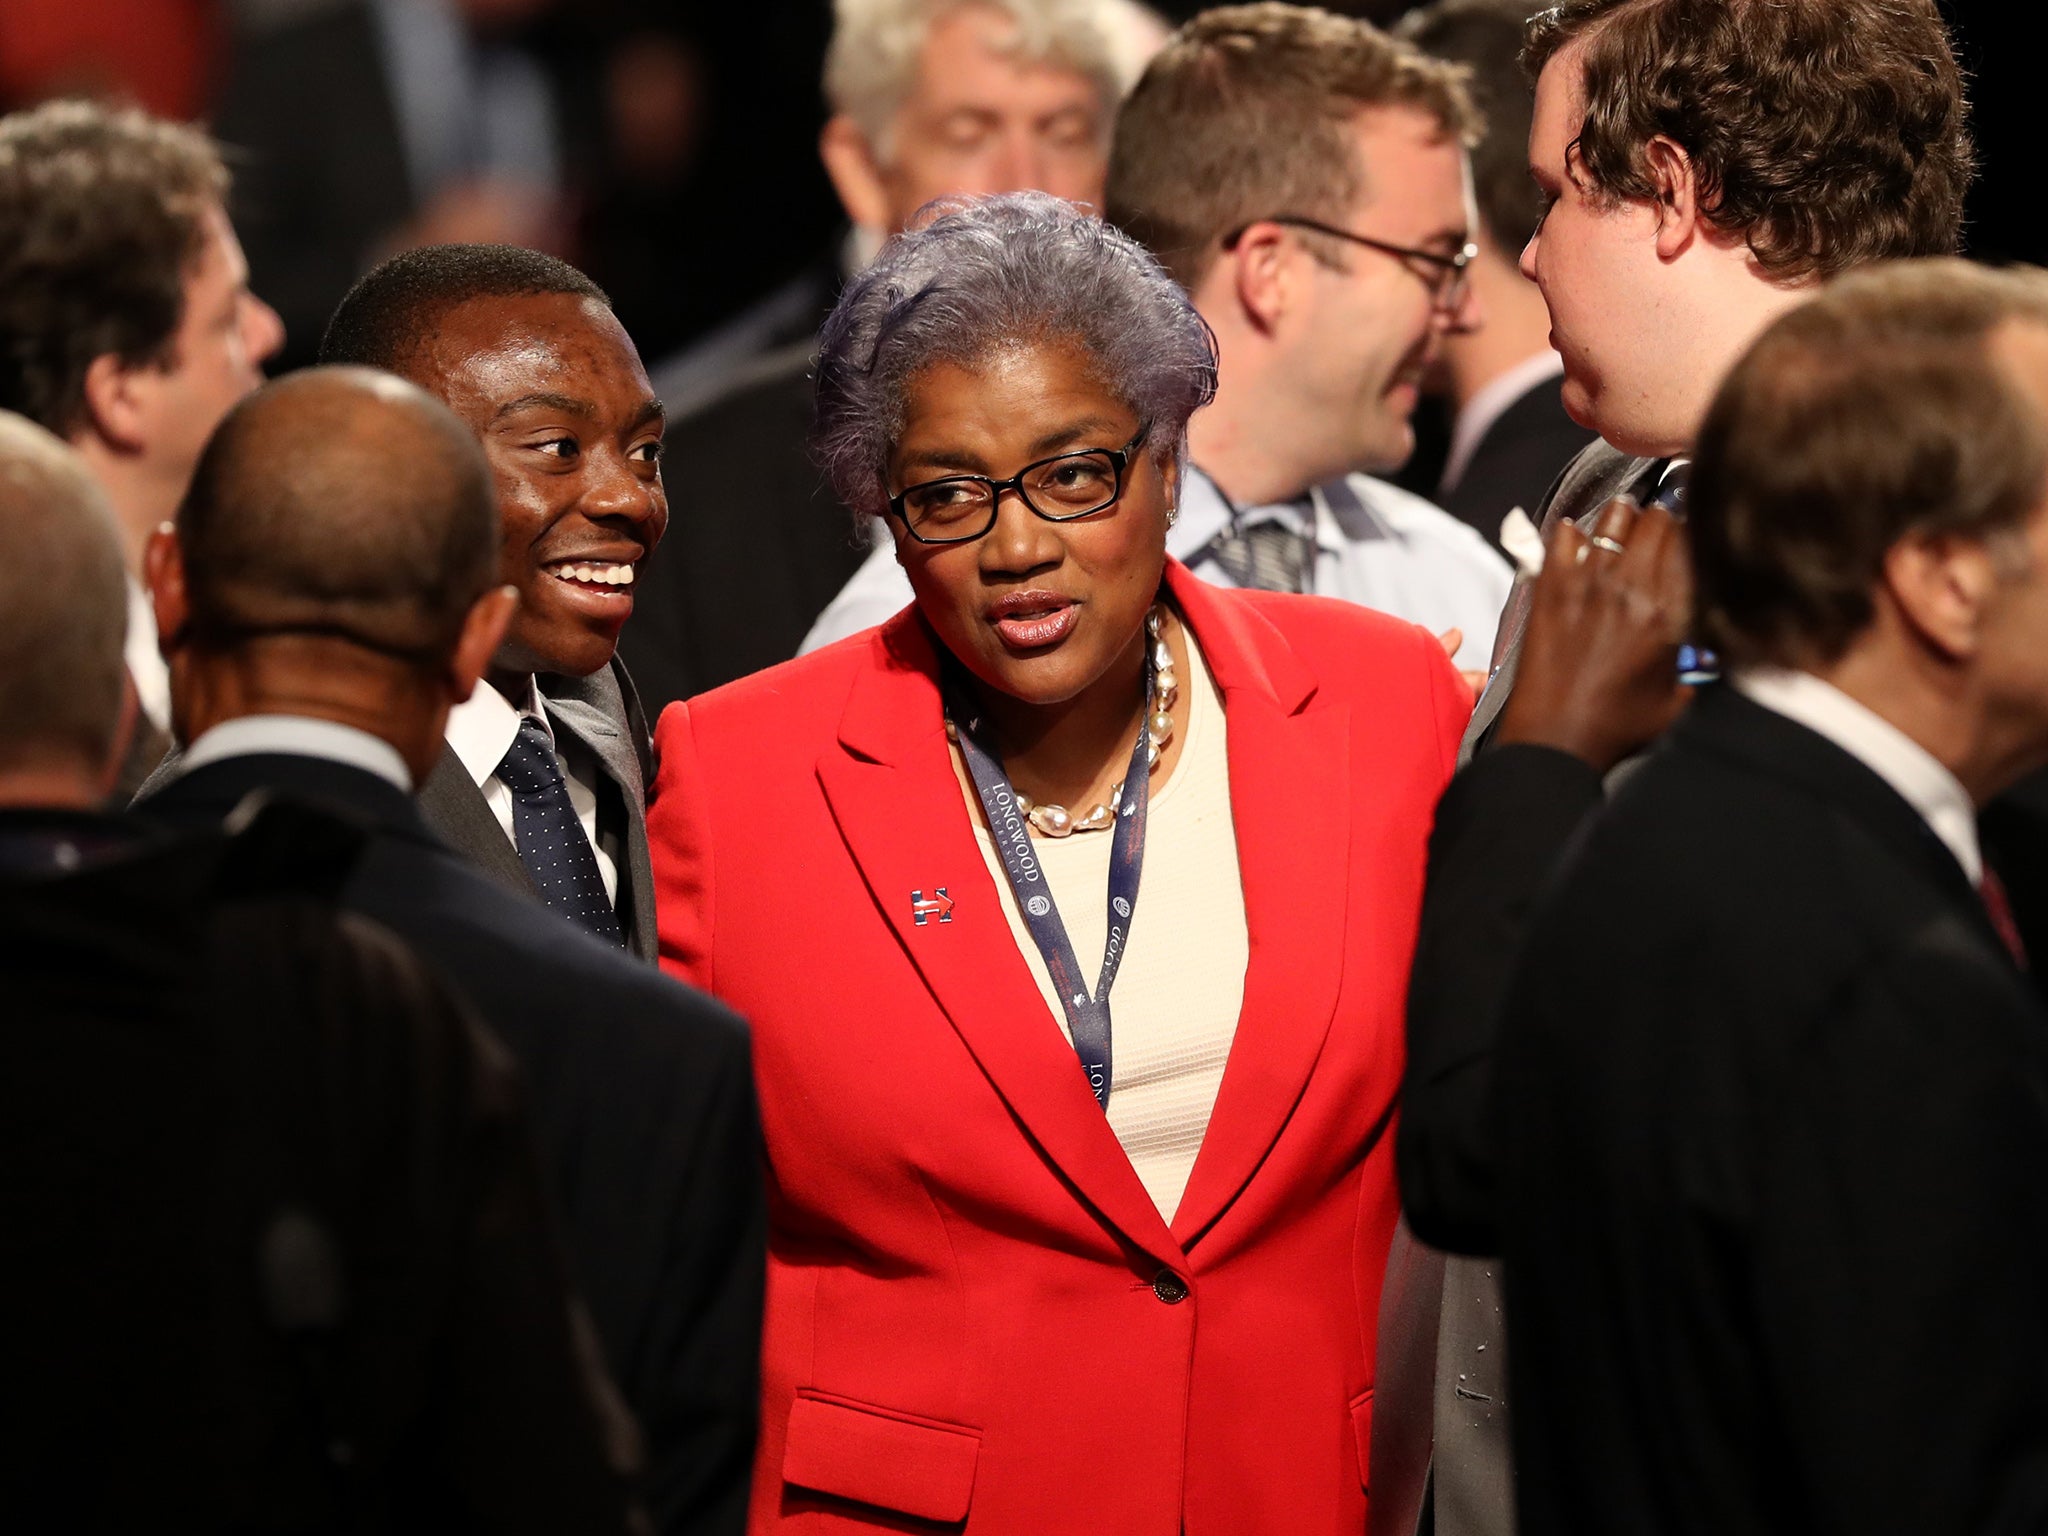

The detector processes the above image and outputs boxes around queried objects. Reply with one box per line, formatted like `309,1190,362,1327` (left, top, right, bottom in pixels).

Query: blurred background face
889,336,1170,708
825,2,1111,236
142,200,284,493
1283,107,1477,479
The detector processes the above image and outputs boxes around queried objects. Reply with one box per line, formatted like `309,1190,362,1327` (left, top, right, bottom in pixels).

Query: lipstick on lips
987,588,1078,650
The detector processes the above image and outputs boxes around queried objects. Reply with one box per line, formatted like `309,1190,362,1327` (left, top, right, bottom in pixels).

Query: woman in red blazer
648,195,1469,1534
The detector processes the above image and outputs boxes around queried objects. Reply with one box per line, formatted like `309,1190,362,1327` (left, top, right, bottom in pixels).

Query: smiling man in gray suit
319,245,668,960
1376,3,1975,1534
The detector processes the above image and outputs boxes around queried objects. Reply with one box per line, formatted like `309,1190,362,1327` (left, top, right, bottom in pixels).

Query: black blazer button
1152,1270,1190,1304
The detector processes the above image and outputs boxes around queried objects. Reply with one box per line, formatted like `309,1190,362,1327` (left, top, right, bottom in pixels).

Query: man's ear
80,351,156,456
448,584,520,703
1883,531,1999,662
1221,224,1292,336
819,114,893,233
1643,135,1701,262
145,523,188,652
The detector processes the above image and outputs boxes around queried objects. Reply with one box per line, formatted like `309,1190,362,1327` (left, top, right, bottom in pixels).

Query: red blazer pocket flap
1351,1388,1375,1492
783,1391,981,1524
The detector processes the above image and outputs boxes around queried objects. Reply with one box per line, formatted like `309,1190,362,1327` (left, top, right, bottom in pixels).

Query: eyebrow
493,392,597,423
629,397,666,433
900,417,1131,479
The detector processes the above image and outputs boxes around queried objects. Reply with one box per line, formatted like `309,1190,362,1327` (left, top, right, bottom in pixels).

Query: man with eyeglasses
802,3,1511,677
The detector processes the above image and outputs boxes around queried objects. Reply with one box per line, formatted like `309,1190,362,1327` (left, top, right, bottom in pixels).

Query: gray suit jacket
420,656,660,963
1372,442,1657,1536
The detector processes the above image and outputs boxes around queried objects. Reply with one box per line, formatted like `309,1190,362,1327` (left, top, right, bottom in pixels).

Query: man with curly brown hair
1380,3,1974,1534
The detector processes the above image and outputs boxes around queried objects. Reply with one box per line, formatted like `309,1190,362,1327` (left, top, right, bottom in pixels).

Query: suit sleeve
1399,743,1604,1254
640,1007,767,1536
647,700,717,991
1753,944,2048,1535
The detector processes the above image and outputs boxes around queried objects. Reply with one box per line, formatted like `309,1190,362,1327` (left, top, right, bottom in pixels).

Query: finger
1550,517,1589,575
1626,506,1694,629
1436,627,1464,660
1588,495,1640,550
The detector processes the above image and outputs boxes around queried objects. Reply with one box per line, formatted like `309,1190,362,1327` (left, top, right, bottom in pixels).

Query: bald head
176,367,499,666
0,411,129,778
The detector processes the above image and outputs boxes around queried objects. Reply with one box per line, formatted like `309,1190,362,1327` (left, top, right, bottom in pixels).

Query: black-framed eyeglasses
1223,215,1477,310
886,424,1151,546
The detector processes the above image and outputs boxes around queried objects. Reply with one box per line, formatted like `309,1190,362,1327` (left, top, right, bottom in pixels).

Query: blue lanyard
948,658,1153,1111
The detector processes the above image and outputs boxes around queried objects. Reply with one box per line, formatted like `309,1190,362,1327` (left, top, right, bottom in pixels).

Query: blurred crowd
5,1,2048,1534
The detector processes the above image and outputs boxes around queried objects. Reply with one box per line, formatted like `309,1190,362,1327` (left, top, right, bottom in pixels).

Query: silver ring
1587,534,1627,556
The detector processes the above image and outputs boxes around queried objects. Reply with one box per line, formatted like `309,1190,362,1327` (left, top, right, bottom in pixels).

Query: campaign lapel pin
911,888,955,926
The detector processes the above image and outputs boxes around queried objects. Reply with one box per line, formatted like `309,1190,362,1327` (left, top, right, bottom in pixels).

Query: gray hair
0,410,129,776
813,191,1218,523
825,0,1135,157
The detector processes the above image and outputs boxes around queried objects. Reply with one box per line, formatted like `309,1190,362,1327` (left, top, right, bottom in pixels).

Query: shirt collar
181,714,414,792
1732,665,1981,883
1175,464,1344,560
124,575,171,732
444,675,550,788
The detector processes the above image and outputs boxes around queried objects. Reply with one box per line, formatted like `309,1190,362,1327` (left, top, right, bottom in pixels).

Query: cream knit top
970,630,1250,1222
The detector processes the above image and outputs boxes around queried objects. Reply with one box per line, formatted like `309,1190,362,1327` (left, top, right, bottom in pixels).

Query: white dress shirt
443,677,619,902
181,713,413,791
799,464,1513,672
1733,665,1981,882
124,575,171,733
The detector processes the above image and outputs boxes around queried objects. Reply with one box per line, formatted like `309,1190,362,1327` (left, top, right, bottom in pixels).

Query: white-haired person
647,192,1471,1534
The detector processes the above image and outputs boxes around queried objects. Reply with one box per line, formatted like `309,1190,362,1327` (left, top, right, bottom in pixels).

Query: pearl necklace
945,605,1177,838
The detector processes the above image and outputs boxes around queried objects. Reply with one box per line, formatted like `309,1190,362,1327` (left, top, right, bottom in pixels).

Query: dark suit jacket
616,345,874,714
136,756,766,1536
1494,686,2048,1536
1375,442,1654,1536
1440,374,1598,549
212,0,413,373
420,657,661,962
1,804,638,1532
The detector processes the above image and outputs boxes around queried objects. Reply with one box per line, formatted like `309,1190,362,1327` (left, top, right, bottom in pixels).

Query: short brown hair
1107,2,1478,290
1399,0,1547,258
1691,260,2048,670
0,100,230,437
1523,0,1971,283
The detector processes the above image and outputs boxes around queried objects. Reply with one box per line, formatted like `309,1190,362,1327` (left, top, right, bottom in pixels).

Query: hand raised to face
1494,497,1693,772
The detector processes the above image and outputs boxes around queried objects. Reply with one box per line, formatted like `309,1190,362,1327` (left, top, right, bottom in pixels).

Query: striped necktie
1207,499,1316,593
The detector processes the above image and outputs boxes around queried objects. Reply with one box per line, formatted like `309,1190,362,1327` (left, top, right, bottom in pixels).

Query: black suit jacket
212,0,414,373
1493,686,2048,1536
419,657,662,962
137,756,765,1536
617,346,873,714
1440,373,1598,549
1376,441,1658,1536
1,805,638,1532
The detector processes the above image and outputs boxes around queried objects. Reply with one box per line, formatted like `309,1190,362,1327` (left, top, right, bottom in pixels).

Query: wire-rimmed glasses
1223,215,1477,311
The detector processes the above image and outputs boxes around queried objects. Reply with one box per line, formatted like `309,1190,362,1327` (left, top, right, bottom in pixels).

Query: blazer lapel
816,617,1184,1272
418,743,535,898
545,666,658,962
1163,565,1352,1249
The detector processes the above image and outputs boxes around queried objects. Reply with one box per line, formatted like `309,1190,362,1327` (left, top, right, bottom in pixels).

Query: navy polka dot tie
495,716,625,947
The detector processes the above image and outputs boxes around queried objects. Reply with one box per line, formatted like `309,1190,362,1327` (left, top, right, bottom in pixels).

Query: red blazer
648,562,1469,1535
